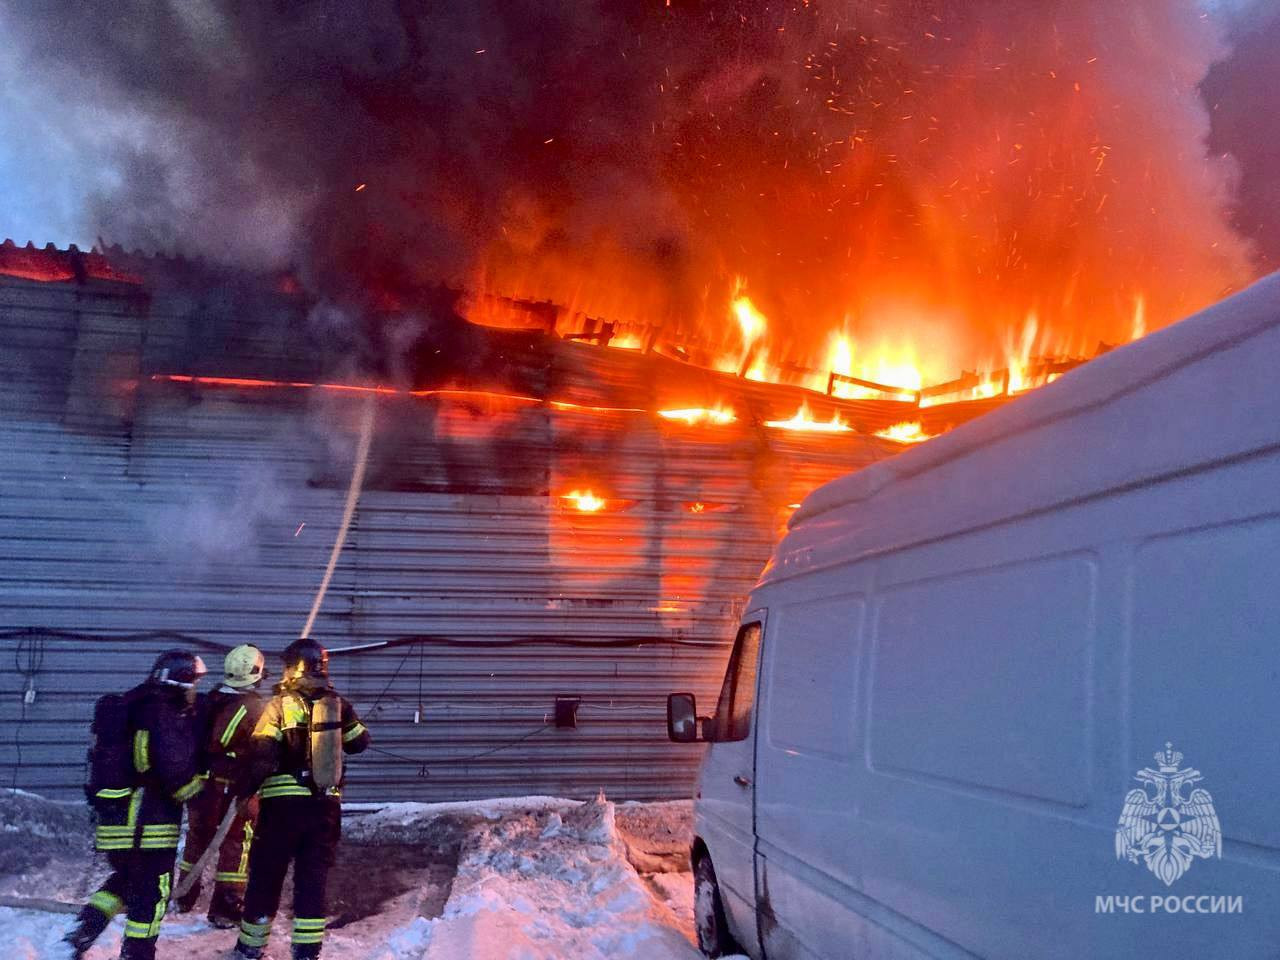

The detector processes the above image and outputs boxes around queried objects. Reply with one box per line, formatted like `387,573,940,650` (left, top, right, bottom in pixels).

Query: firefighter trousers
176,779,258,915
238,795,340,958
71,848,175,960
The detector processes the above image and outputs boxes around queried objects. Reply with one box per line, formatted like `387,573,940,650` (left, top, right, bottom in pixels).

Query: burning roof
2,1,1265,412
1,238,1105,445
778,269,1280,574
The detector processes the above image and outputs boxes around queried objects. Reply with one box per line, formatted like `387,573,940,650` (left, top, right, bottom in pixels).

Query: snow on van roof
767,270,1280,582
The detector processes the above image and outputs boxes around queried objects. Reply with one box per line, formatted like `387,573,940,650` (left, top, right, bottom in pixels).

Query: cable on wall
9,629,45,790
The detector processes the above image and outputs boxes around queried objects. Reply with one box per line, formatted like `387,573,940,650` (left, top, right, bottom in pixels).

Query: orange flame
1005,313,1039,394
609,332,645,350
728,283,772,379
764,402,851,433
918,376,1004,408
874,421,934,444
822,331,925,401
1131,294,1147,342
657,407,736,426
732,291,767,345
827,332,854,380
561,489,607,512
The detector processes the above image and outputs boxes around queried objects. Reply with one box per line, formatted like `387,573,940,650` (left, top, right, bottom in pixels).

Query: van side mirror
667,693,699,742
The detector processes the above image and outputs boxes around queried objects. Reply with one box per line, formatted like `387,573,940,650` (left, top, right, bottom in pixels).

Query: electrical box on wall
554,696,581,729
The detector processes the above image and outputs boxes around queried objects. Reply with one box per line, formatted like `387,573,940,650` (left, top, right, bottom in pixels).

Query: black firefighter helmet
148,649,207,704
148,649,208,688
281,638,329,686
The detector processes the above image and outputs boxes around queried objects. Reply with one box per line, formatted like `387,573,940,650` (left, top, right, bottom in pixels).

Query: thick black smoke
3,2,691,305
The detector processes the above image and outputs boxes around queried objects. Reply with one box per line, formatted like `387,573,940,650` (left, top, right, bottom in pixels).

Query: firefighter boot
293,944,322,960
234,915,272,959
207,887,244,929
118,934,158,960
63,904,111,959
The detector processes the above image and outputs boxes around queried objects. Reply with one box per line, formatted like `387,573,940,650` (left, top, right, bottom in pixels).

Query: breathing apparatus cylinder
309,693,343,790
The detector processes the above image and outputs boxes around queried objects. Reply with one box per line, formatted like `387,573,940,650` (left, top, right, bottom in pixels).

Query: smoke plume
1204,1,1280,271
2,1,1264,379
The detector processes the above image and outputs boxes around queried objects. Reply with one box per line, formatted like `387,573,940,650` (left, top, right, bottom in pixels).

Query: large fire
455,274,1105,427
4,3,1268,453
443,6,1255,416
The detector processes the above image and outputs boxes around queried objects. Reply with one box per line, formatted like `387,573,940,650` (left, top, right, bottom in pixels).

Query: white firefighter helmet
224,644,266,688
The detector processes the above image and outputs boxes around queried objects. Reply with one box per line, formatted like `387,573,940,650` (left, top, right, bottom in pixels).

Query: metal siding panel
0,272,914,801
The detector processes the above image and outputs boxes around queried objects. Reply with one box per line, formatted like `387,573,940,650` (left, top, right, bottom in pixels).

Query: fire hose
302,395,377,640
169,799,241,904
171,397,377,906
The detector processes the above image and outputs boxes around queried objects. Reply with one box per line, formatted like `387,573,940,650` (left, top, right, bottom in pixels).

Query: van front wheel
694,853,742,957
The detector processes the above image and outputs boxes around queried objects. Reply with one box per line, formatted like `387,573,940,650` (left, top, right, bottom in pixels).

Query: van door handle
733,775,752,788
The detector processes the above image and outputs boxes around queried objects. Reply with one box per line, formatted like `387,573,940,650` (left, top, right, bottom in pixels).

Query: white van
668,273,1280,960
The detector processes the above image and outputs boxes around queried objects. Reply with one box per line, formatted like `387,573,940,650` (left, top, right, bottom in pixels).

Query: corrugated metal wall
0,265,909,802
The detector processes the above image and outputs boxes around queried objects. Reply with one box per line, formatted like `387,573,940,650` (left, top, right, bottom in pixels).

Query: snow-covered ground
1,790,738,960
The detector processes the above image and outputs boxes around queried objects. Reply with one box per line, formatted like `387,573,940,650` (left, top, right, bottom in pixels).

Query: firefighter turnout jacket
204,685,270,787
249,683,370,799
235,681,369,959
93,685,205,854
176,685,268,913
75,684,205,960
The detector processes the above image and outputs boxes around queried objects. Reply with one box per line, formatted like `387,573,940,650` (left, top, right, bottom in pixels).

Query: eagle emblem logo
1115,743,1222,886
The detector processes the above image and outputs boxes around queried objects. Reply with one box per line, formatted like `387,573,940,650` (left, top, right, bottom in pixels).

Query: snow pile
2,887,436,960
614,800,694,874
342,796,580,849
0,790,97,899
423,796,700,960
346,796,578,828
0,792,704,959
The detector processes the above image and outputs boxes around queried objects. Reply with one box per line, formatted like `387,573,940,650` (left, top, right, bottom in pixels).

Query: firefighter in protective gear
174,644,269,926
64,650,208,960
233,639,370,960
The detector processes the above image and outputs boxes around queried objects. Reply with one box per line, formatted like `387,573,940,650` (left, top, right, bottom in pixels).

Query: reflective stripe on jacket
204,687,268,784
